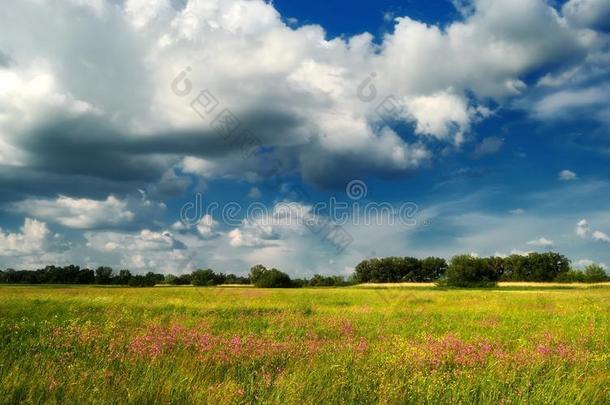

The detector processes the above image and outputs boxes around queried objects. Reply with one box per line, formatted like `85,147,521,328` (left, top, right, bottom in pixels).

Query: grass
0,284,609,404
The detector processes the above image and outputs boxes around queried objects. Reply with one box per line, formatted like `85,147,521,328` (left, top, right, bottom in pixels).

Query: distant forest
1,252,608,288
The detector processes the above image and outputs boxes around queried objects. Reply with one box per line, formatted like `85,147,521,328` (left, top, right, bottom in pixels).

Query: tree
254,268,292,288
192,269,222,286
353,259,373,283
308,274,347,287
117,269,132,285
420,257,448,282
442,255,500,287
95,267,113,284
249,264,267,284
583,264,608,283
175,274,192,285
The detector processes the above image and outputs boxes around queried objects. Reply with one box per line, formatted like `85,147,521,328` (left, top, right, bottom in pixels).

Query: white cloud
1,0,610,273
592,230,610,243
402,91,471,141
575,259,608,270
576,219,589,237
11,196,133,229
85,229,184,252
534,86,610,119
196,214,220,239
0,0,599,189
227,220,279,248
527,237,554,247
509,208,525,215
562,0,610,31
10,195,165,230
559,170,578,181
0,218,51,256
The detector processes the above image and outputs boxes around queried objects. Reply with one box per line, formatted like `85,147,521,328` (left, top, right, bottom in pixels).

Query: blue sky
1,0,609,276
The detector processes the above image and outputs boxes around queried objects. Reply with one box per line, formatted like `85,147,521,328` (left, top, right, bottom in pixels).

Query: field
1,285,609,404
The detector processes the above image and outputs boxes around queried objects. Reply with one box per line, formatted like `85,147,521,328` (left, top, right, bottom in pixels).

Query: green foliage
307,274,349,287
248,264,267,284
191,269,224,286
555,270,586,283
583,264,609,282
94,267,113,284
442,255,501,288
117,269,132,285
353,256,447,283
250,265,293,288
502,252,570,281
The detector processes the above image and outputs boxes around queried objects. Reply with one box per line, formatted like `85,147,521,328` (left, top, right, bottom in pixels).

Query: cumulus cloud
576,219,589,237
0,0,600,198
592,230,610,243
527,237,554,247
196,215,220,239
0,218,52,256
562,0,610,32
10,194,165,230
559,170,578,181
1,0,610,273
228,221,279,248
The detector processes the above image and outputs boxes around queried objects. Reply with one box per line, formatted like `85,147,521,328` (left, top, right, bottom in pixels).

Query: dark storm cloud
1,106,309,202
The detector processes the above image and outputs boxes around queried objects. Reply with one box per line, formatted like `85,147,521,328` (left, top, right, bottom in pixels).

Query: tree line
354,253,607,286
0,264,348,288
1,252,607,288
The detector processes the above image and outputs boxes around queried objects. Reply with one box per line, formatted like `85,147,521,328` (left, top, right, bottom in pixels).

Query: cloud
527,237,554,247
2,0,610,273
576,219,589,237
10,194,165,230
534,86,610,120
85,229,186,253
0,218,52,256
592,230,610,243
559,170,578,181
509,208,525,215
196,215,220,239
0,0,600,198
247,187,262,199
228,221,279,248
562,0,610,32
472,136,504,158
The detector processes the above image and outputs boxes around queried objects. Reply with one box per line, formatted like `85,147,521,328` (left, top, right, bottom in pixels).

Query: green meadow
0,285,609,404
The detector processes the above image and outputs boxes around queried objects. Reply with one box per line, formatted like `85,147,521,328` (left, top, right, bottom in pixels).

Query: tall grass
0,285,608,404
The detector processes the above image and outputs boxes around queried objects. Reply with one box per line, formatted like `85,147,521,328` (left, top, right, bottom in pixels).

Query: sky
1,0,610,276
